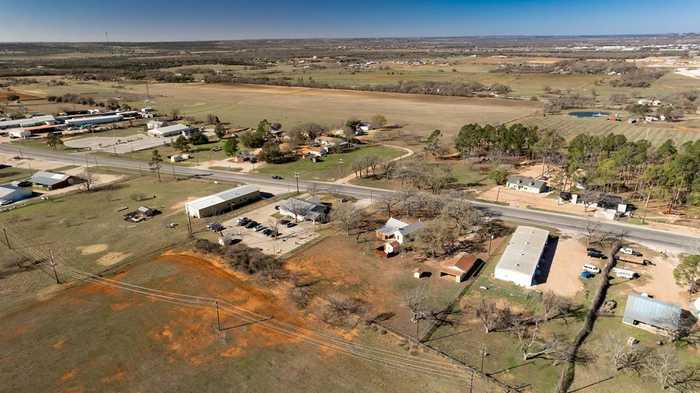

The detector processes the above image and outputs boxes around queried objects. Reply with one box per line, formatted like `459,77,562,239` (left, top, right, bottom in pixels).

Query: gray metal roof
149,123,191,136
0,115,55,129
377,217,408,235
185,185,259,212
30,171,69,187
507,175,546,189
495,226,549,278
0,185,30,201
623,293,682,332
279,197,328,219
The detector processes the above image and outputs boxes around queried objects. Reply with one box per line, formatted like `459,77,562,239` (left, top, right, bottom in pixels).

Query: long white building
185,185,259,218
494,226,549,287
0,115,55,130
64,114,123,128
147,123,192,138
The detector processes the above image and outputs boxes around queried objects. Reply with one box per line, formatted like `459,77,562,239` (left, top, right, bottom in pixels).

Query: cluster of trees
454,123,542,158
333,191,484,258
193,240,285,279
239,119,272,148
47,93,96,105
544,93,596,113
611,68,667,88
566,134,700,210
673,254,700,294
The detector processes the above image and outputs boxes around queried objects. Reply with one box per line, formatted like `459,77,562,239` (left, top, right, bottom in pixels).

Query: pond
569,111,610,118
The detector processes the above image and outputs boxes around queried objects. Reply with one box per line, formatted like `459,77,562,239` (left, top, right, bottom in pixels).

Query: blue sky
1,0,699,42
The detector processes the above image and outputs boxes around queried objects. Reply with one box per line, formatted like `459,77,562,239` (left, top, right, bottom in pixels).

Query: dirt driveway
534,237,587,298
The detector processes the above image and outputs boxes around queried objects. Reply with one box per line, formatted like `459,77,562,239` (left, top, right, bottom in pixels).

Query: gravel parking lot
219,201,320,256
64,134,176,153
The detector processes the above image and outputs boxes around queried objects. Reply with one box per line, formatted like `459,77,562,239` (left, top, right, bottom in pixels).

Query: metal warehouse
147,123,192,138
185,185,260,218
30,171,80,190
623,293,686,335
494,226,549,287
0,115,55,130
64,114,123,127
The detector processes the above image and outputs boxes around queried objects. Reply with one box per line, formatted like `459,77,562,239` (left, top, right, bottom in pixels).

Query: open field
518,113,700,146
15,80,542,139
0,252,485,393
255,145,405,181
0,172,238,313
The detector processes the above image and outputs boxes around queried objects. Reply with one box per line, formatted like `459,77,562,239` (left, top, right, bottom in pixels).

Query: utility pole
294,171,300,194
215,301,222,331
49,250,60,284
2,227,11,249
480,345,487,376
186,210,193,238
488,234,494,256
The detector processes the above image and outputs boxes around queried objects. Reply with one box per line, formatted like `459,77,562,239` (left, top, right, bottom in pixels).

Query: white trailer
612,267,638,279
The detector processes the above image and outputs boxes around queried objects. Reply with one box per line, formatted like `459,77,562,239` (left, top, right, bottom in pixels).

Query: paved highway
2,144,699,252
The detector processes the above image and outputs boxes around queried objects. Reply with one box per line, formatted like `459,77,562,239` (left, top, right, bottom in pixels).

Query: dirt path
333,144,414,184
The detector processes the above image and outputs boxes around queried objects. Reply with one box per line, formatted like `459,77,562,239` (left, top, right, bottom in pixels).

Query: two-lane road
2,144,698,252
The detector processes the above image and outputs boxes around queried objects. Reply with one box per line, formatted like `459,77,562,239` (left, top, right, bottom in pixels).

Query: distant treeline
204,73,512,97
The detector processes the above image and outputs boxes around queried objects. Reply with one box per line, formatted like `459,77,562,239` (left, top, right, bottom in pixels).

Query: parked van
582,264,601,274
612,267,638,279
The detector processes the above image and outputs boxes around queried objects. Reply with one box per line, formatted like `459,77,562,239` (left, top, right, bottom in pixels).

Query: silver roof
0,115,55,129
0,184,30,199
30,171,69,186
495,226,549,278
150,123,191,134
507,175,546,189
185,185,259,212
623,293,682,331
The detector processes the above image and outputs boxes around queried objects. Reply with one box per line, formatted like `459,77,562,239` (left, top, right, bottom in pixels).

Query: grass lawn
255,145,405,181
0,165,34,183
0,172,238,313
119,139,229,165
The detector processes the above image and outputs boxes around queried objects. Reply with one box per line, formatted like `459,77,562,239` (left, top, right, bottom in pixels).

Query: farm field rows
518,114,700,145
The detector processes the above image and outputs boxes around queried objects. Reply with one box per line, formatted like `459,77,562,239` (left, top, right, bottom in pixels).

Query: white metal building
64,114,123,128
185,185,260,218
0,115,55,130
147,123,192,138
494,226,549,287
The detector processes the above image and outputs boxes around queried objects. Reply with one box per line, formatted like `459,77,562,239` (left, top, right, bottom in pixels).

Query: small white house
506,175,546,193
375,217,424,244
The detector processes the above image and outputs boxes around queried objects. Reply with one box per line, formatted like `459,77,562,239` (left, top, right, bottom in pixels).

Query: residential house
506,175,547,193
375,217,424,244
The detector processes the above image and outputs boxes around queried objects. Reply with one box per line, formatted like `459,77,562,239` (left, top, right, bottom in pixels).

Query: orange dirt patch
101,369,127,384
52,338,66,350
60,368,78,382
110,302,131,312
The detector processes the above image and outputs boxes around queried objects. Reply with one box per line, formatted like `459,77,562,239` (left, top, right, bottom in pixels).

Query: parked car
620,247,634,255
238,219,250,226
587,250,605,259
280,219,290,225
245,221,258,229
255,225,266,232
582,264,601,274
580,271,595,279
272,175,283,180
286,222,297,228
207,223,225,232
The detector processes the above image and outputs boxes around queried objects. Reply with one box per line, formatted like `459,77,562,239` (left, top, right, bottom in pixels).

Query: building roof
623,293,682,332
0,184,30,200
150,123,191,135
399,222,424,236
441,254,479,274
185,185,259,212
279,197,329,220
30,171,70,187
64,114,122,125
496,226,549,278
507,175,546,189
377,217,409,235
0,115,55,129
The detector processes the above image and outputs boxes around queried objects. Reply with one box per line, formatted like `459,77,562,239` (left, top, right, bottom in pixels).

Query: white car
620,247,634,255
582,264,601,274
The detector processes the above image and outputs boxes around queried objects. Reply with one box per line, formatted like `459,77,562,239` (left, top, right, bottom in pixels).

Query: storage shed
29,171,80,190
185,185,259,218
440,254,481,283
623,293,688,336
494,226,549,287
0,184,32,205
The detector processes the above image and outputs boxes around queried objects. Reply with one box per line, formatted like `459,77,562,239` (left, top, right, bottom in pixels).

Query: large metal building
623,293,685,335
0,115,55,130
185,185,260,218
64,114,123,128
147,123,192,138
494,226,549,287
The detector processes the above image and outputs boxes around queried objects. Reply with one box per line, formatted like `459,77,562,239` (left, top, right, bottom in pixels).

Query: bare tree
645,349,700,392
474,297,518,333
441,199,483,236
372,194,403,217
80,168,96,192
605,334,654,374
